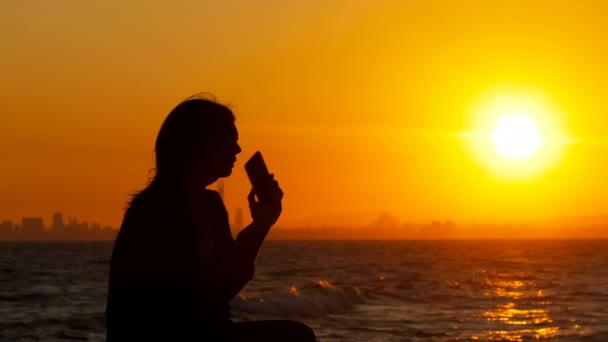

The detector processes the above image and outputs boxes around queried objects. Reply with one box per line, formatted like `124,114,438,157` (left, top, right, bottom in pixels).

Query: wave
0,292,51,302
568,291,608,298
0,267,17,274
231,280,365,318
89,258,110,265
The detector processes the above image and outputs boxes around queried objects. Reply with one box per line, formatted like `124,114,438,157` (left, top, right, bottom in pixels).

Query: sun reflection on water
474,276,561,340
483,302,553,325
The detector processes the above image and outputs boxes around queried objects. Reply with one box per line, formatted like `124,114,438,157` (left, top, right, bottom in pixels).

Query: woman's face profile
201,121,241,179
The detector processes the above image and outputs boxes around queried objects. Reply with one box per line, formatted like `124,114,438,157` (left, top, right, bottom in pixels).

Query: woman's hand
248,174,283,228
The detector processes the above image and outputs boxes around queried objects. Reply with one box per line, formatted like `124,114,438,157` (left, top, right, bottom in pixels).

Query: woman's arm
234,177,283,264
216,178,283,300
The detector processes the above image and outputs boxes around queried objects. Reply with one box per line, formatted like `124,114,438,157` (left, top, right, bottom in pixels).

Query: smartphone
245,151,272,201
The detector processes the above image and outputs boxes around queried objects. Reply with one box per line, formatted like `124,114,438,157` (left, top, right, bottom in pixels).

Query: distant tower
217,180,225,201
52,212,65,231
234,208,244,232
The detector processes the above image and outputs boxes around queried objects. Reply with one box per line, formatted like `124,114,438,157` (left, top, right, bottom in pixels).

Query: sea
1,240,607,341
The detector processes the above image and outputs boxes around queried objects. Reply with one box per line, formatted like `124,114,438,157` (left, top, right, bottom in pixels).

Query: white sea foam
231,280,365,318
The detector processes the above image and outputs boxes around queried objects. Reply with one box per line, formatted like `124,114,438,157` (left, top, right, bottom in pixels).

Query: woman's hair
125,93,235,219
151,94,235,185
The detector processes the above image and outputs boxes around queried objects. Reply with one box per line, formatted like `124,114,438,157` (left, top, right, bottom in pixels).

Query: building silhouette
0,220,13,234
53,212,66,232
0,213,117,241
22,217,44,235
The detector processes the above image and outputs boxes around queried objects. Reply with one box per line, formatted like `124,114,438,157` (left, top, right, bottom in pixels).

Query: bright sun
466,86,569,179
491,114,542,161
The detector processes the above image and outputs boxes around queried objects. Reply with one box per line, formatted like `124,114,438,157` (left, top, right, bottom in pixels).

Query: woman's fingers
247,188,257,207
271,182,283,201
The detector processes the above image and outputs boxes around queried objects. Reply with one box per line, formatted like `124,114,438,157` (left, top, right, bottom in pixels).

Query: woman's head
152,95,241,188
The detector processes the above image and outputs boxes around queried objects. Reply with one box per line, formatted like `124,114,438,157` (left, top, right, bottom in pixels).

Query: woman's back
105,185,231,340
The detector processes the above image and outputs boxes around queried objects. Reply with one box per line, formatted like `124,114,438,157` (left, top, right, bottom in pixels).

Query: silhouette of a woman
106,95,316,341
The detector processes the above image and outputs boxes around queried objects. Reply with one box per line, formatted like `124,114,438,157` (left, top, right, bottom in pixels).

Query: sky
1,0,607,234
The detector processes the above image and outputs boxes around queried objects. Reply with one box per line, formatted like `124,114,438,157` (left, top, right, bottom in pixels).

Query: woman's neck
152,175,213,193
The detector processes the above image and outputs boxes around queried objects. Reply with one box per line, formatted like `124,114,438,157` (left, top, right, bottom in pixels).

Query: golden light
464,85,569,180
491,114,542,161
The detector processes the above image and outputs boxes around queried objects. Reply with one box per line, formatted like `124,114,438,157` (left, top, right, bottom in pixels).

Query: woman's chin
217,167,234,178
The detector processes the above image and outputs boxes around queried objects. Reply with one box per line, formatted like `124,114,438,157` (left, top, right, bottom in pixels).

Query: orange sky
1,1,607,233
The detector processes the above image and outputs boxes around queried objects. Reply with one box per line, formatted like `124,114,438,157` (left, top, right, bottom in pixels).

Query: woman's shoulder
126,186,223,217
119,186,191,244
123,185,181,223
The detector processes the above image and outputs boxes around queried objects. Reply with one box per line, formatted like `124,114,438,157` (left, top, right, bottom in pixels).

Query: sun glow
466,86,569,180
491,114,542,161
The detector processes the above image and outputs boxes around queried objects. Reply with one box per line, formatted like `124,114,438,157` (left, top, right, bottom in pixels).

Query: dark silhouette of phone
245,151,272,201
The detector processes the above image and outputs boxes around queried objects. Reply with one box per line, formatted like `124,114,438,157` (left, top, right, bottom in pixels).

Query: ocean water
1,240,607,341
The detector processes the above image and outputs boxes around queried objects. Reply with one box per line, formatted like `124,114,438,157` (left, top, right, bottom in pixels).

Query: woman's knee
283,320,316,341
